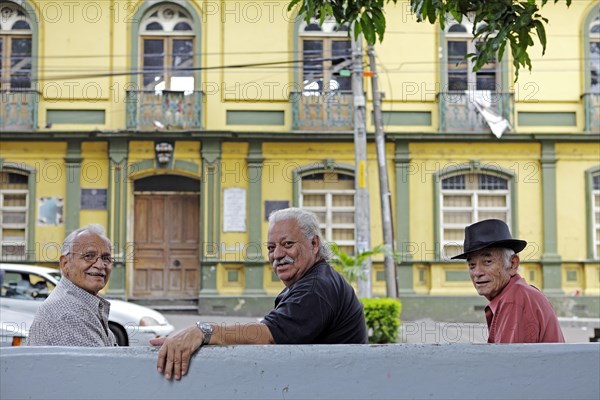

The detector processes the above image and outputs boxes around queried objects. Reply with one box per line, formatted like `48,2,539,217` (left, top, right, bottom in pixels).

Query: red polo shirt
485,274,565,343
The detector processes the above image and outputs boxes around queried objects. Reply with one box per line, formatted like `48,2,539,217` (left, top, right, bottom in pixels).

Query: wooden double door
133,193,200,298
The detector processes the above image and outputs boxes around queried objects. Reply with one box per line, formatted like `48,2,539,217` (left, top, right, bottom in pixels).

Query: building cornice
1,130,598,143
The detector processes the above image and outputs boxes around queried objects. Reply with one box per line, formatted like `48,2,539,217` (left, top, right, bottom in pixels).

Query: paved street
163,312,599,344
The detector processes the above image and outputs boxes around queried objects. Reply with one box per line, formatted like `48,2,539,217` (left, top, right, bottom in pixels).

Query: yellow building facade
1,0,598,320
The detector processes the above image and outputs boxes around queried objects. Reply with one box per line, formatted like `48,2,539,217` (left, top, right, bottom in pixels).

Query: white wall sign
223,187,246,232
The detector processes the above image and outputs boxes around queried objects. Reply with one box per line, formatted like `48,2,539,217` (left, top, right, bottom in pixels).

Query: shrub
360,297,402,344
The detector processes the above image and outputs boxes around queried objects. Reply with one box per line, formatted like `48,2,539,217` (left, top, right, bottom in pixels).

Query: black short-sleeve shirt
262,260,368,344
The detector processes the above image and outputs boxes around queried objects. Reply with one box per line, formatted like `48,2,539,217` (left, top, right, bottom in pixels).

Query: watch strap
196,322,213,346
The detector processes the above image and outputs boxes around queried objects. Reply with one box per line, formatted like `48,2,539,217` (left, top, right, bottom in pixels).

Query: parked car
0,308,34,347
0,264,175,346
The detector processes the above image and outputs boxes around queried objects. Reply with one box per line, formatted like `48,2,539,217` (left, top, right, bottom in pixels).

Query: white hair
500,248,516,270
61,224,111,256
268,207,331,260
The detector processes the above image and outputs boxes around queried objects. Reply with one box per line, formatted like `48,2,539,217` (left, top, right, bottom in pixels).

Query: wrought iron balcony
438,91,514,133
0,90,38,131
583,93,600,132
291,90,354,131
126,90,203,130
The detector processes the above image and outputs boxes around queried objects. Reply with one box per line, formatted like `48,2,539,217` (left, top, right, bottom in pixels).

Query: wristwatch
196,322,213,346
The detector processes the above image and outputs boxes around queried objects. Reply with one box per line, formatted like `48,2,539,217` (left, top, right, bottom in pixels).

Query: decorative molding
64,141,82,235
247,142,264,266
1,131,599,142
394,141,414,293
201,140,221,260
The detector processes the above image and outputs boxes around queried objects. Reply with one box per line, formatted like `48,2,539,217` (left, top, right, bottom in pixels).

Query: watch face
199,323,212,345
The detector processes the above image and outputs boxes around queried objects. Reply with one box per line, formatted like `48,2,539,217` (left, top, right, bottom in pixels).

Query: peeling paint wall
1,344,599,399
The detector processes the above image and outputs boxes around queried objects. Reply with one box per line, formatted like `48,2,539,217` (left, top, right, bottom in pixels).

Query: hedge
360,297,402,344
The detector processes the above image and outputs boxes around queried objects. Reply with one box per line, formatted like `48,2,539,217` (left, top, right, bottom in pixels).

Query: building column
200,263,218,295
200,140,221,295
64,140,82,236
395,141,414,295
106,139,128,298
540,141,562,295
245,142,266,295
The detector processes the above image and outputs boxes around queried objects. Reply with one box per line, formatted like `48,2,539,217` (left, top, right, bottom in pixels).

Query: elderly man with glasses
27,224,117,346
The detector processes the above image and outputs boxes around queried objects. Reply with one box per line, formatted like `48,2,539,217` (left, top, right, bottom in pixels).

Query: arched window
140,3,195,92
440,171,511,259
584,7,599,132
299,18,351,94
592,172,600,259
589,13,600,94
299,170,355,254
446,21,497,91
0,169,30,259
0,2,33,90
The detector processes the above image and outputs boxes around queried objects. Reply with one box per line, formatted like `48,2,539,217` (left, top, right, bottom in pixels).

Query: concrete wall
1,344,598,400
195,294,600,322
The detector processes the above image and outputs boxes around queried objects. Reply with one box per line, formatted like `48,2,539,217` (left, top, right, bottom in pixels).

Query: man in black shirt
152,207,367,380
262,208,367,344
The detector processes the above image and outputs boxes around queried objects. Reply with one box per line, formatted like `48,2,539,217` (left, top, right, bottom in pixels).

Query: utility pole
367,45,398,299
351,35,372,298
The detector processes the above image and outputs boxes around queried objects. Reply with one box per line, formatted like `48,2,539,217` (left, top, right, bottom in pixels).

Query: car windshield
1,270,57,300
48,272,62,281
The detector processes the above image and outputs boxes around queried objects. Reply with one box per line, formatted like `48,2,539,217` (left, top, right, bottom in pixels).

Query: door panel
133,194,199,297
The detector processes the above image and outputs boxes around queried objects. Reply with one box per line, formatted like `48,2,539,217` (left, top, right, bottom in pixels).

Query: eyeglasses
70,252,115,266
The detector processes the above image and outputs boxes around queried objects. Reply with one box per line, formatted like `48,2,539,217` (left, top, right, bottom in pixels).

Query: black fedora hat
451,219,527,260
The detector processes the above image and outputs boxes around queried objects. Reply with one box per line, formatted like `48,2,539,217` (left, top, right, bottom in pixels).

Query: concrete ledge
1,344,599,399
195,295,600,322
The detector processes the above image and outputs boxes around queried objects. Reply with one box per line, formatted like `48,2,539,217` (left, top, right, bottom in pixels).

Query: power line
2,45,596,84
12,56,352,83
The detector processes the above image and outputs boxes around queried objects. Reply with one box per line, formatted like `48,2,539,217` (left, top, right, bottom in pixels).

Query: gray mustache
273,257,294,268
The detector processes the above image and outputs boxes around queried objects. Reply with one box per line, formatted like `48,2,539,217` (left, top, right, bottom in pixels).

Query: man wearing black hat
453,219,564,343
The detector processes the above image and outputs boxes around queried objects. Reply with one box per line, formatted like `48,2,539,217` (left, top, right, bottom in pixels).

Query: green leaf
498,40,507,62
360,13,376,44
371,7,386,40
533,20,547,55
426,0,436,24
420,0,429,22
287,0,300,12
353,19,362,41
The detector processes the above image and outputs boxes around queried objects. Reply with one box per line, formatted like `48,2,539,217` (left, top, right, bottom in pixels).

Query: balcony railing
438,91,514,133
291,90,354,131
583,93,600,132
0,90,38,131
126,90,203,130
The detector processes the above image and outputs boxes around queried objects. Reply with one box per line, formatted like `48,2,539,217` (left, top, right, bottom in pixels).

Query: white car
0,308,33,347
0,263,174,346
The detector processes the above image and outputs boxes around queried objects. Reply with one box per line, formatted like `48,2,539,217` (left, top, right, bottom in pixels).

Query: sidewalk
163,312,599,344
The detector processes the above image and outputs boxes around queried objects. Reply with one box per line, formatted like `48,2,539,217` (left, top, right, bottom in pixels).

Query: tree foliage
329,243,400,285
288,0,572,80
